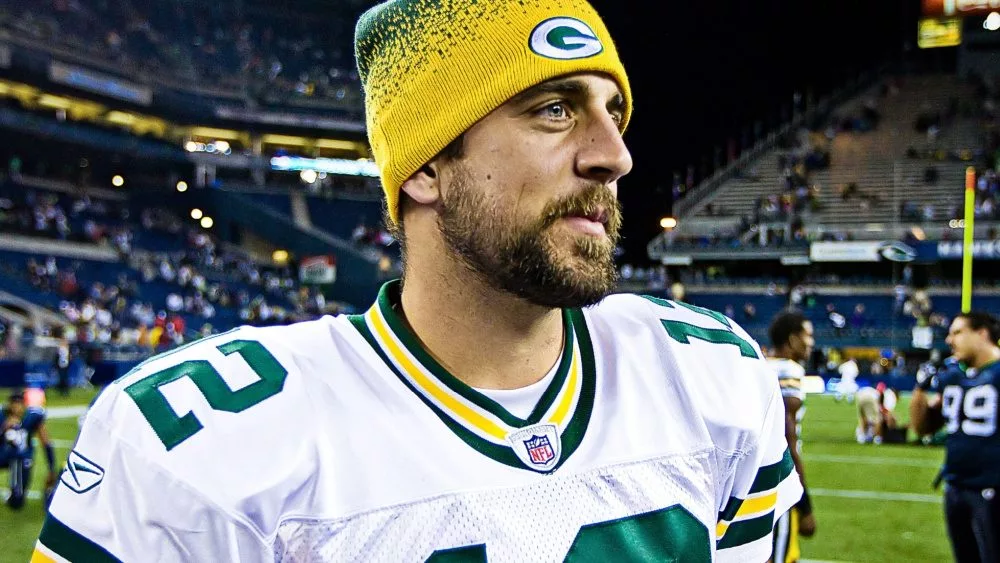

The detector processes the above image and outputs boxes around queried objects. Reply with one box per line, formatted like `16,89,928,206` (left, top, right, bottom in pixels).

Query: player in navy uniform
912,311,1000,563
0,389,57,509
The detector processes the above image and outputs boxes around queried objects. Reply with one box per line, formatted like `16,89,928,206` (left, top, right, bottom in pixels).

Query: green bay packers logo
529,17,604,60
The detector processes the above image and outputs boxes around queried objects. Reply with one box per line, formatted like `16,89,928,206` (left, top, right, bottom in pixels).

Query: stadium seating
0,0,364,109
684,75,984,237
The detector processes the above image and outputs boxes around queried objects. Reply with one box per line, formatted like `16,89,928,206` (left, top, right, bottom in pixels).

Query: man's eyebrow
508,78,588,106
508,78,625,116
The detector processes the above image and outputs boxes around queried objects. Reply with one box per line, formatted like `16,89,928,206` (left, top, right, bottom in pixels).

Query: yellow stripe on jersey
31,548,57,563
368,306,508,442
737,490,778,516
779,379,802,388
366,300,584,443
549,347,580,427
715,491,777,537
716,449,795,544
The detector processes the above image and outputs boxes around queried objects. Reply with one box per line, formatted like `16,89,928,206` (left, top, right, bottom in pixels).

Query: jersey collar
348,280,596,472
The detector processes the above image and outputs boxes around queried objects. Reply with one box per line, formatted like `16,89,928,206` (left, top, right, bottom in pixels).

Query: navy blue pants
945,483,1000,563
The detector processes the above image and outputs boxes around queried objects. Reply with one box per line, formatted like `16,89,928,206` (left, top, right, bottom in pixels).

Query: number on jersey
427,505,709,562
124,340,288,450
642,296,758,359
941,384,998,437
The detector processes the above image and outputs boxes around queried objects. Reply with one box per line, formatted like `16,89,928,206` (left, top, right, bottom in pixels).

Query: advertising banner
809,241,917,263
922,0,1000,18
48,61,152,106
299,255,337,284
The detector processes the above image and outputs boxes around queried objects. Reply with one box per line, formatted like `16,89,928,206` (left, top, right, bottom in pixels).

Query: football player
36,1,800,561
1,388,57,509
911,311,1000,563
767,311,817,563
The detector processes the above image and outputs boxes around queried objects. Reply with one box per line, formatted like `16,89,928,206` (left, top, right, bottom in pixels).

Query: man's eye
540,102,569,119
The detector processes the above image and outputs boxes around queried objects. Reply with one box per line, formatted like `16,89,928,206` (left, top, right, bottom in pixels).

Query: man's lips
562,215,607,236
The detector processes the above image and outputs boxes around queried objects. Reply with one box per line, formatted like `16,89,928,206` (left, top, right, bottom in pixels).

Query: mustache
540,186,622,232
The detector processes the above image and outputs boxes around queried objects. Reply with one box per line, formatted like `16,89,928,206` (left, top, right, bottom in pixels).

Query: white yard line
807,454,941,468
44,406,88,419
811,488,941,504
1,488,42,499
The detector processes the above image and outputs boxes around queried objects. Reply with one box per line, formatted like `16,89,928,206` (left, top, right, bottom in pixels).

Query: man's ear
400,161,443,206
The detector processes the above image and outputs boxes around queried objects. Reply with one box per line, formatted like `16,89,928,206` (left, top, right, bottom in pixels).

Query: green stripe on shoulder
749,448,795,494
39,514,122,563
716,511,774,549
717,495,744,522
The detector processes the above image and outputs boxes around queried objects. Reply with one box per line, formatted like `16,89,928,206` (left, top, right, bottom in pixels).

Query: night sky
589,0,921,262
325,0,923,261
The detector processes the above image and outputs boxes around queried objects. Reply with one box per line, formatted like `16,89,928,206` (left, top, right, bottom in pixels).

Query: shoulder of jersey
588,293,762,355
590,294,775,449
86,317,343,463
766,357,805,379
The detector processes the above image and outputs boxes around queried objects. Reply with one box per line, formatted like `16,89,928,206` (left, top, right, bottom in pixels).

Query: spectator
836,356,860,403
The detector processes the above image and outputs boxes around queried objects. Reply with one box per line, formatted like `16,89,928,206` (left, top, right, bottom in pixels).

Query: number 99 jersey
938,360,1000,490
36,283,800,563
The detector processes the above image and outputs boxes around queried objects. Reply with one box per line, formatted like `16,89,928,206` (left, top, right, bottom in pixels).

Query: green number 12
124,340,288,450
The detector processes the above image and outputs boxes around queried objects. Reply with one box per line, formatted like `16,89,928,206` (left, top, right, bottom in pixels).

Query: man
911,350,951,445
1,389,57,509
36,2,800,561
835,355,859,403
767,311,817,563
911,312,1000,563
855,383,900,445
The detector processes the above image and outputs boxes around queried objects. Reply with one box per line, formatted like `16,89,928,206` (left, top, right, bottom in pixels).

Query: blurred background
0,0,997,560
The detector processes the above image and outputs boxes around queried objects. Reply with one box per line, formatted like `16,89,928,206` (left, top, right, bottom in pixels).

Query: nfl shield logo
508,423,561,472
524,435,555,465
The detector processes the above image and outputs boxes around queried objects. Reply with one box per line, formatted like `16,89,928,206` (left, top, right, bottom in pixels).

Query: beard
437,166,622,308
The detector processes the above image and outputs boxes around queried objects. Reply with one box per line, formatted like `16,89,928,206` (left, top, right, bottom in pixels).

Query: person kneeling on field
855,383,903,444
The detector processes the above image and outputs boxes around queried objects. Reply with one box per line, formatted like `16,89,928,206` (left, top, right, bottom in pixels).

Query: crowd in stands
0,178,346,357
0,180,134,252
0,0,362,110
666,72,1000,251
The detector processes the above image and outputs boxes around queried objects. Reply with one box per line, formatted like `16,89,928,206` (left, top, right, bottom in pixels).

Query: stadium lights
184,140,232,155
200,216,214,229
111,175,124,187
272,155,380,178
272,250,289,263
190,208,203,220
300,169,319,184
660,217,678,230
986,12,1000,31
176,180,188,192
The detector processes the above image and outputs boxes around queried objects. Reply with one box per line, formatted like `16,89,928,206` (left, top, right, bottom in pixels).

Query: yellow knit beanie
355,0,632,224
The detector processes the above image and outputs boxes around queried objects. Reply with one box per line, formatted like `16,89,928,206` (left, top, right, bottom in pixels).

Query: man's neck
398,264,565,391
971,346,1000,370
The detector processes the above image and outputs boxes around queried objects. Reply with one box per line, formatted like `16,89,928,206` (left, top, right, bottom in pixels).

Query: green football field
0,389,950,562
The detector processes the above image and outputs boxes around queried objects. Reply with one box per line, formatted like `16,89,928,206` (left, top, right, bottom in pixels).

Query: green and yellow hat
355,0,632,224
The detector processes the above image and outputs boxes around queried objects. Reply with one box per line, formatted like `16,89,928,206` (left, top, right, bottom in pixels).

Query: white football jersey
767,358,805,405
37,284,800,563
767,357,806,453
